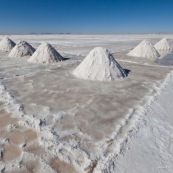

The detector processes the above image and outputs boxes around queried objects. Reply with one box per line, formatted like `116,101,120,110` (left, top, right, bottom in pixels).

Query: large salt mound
28,42,63,64
8,41,35,58
73,47,127,81
127,40,160,60
0,37,16,52
154,38,173,52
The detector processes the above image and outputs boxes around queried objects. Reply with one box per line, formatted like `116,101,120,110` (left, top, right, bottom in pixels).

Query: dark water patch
156,52,173,66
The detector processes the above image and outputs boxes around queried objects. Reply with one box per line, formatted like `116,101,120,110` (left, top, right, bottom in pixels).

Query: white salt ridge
154,38,173,52
0,37,16,52
95,71,173,173
28,42,63,64
73,47,127,81
127,40,160,60
115,72,173,173
8,41,35,58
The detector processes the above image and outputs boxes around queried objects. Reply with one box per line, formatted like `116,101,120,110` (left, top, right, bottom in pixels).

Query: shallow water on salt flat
156,51,173,65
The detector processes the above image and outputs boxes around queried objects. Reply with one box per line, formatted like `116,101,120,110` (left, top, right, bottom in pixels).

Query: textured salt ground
0,102,45,171
115,73,173,173
0,101,73,173
0,48,173,172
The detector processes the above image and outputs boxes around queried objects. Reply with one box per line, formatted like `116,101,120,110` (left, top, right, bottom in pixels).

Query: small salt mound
8,41,35,58
154,38,173,52
0,37,16,52
73,47,127,81
127,40,160,60
28,42,63,64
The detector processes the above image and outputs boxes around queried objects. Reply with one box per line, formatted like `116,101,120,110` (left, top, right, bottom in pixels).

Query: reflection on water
156,51,173,66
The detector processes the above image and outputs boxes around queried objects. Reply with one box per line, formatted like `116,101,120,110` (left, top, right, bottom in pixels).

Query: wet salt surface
156,51,173,66
0,53,172,172
0,35,173,172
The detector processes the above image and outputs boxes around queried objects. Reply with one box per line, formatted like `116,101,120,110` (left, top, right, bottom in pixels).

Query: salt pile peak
8,41,35,58
154,38,173,52
0,37,16,52
127,40,160,60
73,47,127,81
28,42,63,64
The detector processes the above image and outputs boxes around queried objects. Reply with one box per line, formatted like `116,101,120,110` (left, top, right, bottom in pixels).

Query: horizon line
0,32,173,36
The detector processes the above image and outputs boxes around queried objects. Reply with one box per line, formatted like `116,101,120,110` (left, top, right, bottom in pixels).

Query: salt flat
0,34,173,173
1,34,173,56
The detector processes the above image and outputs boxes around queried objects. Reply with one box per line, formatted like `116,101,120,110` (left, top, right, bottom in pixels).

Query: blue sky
0,0,172,34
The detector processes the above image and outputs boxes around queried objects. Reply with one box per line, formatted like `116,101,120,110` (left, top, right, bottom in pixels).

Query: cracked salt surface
0,35,173,173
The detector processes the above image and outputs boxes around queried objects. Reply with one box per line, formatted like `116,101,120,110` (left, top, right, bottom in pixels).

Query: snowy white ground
0,34,173,173
115,73,173,173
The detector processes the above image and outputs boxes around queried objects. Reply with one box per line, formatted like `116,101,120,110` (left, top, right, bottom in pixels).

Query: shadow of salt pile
123,69,131,76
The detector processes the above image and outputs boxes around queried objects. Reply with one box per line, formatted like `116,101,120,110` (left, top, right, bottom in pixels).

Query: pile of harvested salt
0,37,16,52
8,41,35,58
154,38,173,52
28,42,63,64
127,40,160,60
73,47,127,81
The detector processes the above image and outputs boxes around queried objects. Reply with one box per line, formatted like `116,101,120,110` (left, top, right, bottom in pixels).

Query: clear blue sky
0,0,172,34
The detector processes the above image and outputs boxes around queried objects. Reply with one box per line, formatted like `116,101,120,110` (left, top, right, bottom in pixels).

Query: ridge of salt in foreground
8,41,35,58
28,42,63,64
154,38,173,52
127,40,160,60
73,47,127,81
0,37,16,52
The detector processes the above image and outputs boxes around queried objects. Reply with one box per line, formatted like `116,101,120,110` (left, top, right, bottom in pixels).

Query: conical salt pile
28,42,63,64
0,37,16,52
154,38,173,52
8,41,35,58
73,47,127,81
127,40,160,60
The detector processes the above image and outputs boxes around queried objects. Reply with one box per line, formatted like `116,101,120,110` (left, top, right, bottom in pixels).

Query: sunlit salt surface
0,34,173,173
